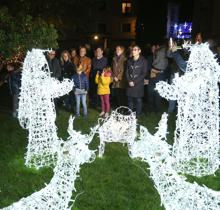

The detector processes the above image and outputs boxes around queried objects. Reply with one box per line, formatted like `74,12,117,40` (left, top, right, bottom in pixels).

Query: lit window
122,23,131,32
122,3,132,14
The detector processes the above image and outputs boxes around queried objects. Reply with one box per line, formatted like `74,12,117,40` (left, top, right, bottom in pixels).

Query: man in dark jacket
90,47,108,108
46,50,62,114
148,43,168,113
46,50,61,80
126,45,147,118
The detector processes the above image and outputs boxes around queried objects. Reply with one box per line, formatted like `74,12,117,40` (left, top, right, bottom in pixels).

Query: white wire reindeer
3,45,220,210
1,49,100,210
18,49,74,169
156,43,220,176
129,113,220,210
2,116,97,210
129,113,170,162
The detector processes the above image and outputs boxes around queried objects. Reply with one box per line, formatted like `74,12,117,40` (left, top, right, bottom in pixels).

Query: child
95,66,112,117
72,65,89,118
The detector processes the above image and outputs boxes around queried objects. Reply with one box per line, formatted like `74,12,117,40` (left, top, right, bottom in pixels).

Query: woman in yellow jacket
95,67,112,117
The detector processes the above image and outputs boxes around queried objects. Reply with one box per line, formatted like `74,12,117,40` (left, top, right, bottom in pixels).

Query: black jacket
46,55,62,80
126,56,147,97
91,56,108,79
61,61,76,79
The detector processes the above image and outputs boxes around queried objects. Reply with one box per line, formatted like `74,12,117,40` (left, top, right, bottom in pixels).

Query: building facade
59,0,138,49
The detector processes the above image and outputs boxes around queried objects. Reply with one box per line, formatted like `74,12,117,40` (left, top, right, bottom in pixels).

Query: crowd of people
1,33,220,119
45,44,147,119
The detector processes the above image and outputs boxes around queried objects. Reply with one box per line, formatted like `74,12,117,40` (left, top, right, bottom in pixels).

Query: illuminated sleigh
98,107,137,157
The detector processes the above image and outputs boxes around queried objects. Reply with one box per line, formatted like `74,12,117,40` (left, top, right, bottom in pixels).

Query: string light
170,22,193,39
4,46,24,66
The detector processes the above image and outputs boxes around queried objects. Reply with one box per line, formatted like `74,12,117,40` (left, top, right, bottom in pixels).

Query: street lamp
94,35,99,40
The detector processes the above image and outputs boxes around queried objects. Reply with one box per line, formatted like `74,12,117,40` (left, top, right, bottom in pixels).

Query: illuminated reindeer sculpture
129,113,220,210
2,117,97,210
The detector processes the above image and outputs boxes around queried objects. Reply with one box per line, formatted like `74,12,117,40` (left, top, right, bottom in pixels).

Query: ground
0,107,220,210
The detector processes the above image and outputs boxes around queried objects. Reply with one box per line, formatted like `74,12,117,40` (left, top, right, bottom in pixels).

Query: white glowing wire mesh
2,117,97,210
18,49,74,169
129,113,220,210
129,113,170,162
2,49,98,210
3,45,220,210
98,107,137,157
155,43,220,176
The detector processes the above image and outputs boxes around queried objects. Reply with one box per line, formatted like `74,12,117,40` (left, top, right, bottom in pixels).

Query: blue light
170,22,192,39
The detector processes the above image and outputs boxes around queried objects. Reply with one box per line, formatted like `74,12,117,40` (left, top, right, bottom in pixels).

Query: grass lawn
0,108,220,210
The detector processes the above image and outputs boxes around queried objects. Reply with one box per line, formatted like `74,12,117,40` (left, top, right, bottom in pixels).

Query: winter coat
90,56,108,79
71,56,79,67
95,73,112,95
72,72,89,91
46,56,62,80
79,56,91,78
126,56,147,98
61,61,76,79
167,50,187,73
152,47,168,71
112,54,127,89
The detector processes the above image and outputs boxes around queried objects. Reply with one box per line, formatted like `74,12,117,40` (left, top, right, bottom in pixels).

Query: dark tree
0,7,58,61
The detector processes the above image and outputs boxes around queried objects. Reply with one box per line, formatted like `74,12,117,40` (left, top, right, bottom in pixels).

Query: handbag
75,88,87,95
150,69,161,78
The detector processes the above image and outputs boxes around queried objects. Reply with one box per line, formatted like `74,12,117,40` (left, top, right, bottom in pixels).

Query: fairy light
171,22,193,39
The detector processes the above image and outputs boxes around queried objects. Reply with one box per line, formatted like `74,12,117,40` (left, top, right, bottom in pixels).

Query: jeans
127,96,142,118
100,94,110,113
75,94,87,116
